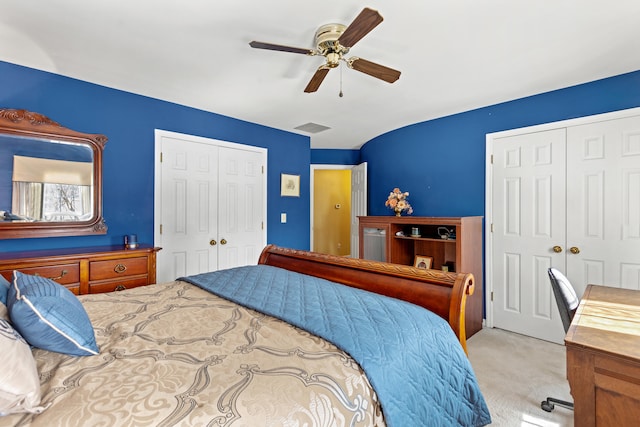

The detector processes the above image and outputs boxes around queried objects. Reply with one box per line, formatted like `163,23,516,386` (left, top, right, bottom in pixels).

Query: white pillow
0,302,48,416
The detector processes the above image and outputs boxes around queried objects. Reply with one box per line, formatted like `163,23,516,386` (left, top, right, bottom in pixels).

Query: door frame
484,106,640,329
153,129,267,266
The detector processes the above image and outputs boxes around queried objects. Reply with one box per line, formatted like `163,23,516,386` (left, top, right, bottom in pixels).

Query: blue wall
362,70,640,217
0,61,311,252
2,59,639,255
310,149,360,165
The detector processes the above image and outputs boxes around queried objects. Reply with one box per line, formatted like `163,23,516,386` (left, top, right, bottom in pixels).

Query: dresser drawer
0,264,81,294
88,277,150,294
1,263,80,285
89,257,148,280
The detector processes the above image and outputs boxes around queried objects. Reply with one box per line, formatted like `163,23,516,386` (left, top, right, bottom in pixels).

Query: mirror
0,109,107,239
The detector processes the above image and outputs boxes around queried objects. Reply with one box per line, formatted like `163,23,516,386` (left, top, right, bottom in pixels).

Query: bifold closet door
156,132,266,283
491,114,640,343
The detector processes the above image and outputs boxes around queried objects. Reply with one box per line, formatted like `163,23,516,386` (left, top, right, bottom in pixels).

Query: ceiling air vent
294,122,331,134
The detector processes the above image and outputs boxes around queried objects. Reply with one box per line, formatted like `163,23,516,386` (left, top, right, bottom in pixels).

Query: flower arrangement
385,187,413,216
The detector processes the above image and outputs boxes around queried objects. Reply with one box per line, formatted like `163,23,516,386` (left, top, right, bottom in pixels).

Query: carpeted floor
467,327,574,427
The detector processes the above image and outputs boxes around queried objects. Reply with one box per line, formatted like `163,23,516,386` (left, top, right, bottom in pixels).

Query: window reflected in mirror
9,148,94,222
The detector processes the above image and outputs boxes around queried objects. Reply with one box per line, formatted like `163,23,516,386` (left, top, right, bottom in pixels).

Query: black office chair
541,267,579,412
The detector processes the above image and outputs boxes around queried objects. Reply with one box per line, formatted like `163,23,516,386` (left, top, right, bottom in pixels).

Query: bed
1,245,491,426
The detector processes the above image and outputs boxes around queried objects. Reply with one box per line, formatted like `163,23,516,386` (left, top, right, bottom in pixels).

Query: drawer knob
114,284,127,291
114,264,127,274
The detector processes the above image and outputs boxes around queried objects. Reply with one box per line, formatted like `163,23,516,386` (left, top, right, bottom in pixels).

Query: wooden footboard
258,245,475,353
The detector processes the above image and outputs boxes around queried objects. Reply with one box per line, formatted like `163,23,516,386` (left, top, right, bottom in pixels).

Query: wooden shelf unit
0,245,161,295
359,216,483,337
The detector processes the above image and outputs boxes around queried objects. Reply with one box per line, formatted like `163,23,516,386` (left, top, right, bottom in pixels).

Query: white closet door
155,131,266,283
157,135,219,282
491,129,567,343
489,112,640,343
566,115,640,294
217,146,265,270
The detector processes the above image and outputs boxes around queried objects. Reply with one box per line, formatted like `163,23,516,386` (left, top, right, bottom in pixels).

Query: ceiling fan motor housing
315,23,349,67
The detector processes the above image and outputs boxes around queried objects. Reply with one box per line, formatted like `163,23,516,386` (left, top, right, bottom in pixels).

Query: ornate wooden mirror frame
0,109,107,239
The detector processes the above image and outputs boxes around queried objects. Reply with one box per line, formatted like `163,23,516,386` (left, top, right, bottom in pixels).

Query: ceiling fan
249,7,401,93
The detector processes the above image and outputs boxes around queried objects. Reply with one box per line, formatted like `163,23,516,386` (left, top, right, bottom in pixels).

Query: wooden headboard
258,245,475,353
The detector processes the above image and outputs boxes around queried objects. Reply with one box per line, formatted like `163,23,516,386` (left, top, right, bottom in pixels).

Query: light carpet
467,327,574,427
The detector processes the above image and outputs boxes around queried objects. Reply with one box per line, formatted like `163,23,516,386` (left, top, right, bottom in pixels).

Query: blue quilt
181,265,491,427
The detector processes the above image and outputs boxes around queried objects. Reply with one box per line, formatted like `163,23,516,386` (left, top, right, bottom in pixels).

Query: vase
395,209,402,217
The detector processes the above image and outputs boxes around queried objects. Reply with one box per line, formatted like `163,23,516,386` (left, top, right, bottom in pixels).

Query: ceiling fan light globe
326,52,340,67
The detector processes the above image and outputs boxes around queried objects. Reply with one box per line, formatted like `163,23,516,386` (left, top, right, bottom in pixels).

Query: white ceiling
1,1,639,149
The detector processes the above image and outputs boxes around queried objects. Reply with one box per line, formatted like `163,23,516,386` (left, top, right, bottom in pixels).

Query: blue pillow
0,274,9,305
7,271,99,356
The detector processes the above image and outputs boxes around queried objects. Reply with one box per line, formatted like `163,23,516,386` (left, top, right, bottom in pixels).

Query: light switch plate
280,213,287,223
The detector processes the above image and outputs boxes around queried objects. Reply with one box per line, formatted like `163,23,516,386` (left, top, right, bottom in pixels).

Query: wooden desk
566,284,640,426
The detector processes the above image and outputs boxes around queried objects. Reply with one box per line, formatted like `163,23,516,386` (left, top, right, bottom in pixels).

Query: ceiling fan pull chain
339,62,343,97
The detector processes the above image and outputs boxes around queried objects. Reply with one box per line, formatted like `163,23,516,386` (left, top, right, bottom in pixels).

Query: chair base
541,397,574,412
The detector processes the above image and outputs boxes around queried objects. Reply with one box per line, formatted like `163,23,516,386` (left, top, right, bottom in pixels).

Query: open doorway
313,169,351,255
310,163,367,257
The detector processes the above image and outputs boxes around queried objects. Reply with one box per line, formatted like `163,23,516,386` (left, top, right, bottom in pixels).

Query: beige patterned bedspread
6,281,385,427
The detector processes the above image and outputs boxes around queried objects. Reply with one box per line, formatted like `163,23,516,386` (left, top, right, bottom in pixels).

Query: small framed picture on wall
281,173,300,197
414,255,433,270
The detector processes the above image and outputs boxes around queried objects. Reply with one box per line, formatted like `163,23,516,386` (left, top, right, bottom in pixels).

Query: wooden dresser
566,284,640,426
0,245,161,295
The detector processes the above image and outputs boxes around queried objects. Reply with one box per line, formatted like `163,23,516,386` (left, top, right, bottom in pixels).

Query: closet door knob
552,246,563,253
220,239,227,245
569,246,580,254
210,239,217,246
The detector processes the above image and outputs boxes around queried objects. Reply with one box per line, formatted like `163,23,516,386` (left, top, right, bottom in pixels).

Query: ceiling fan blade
304,66,330,93
348,57,401,83
249,41,314,55
338,8,384,48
